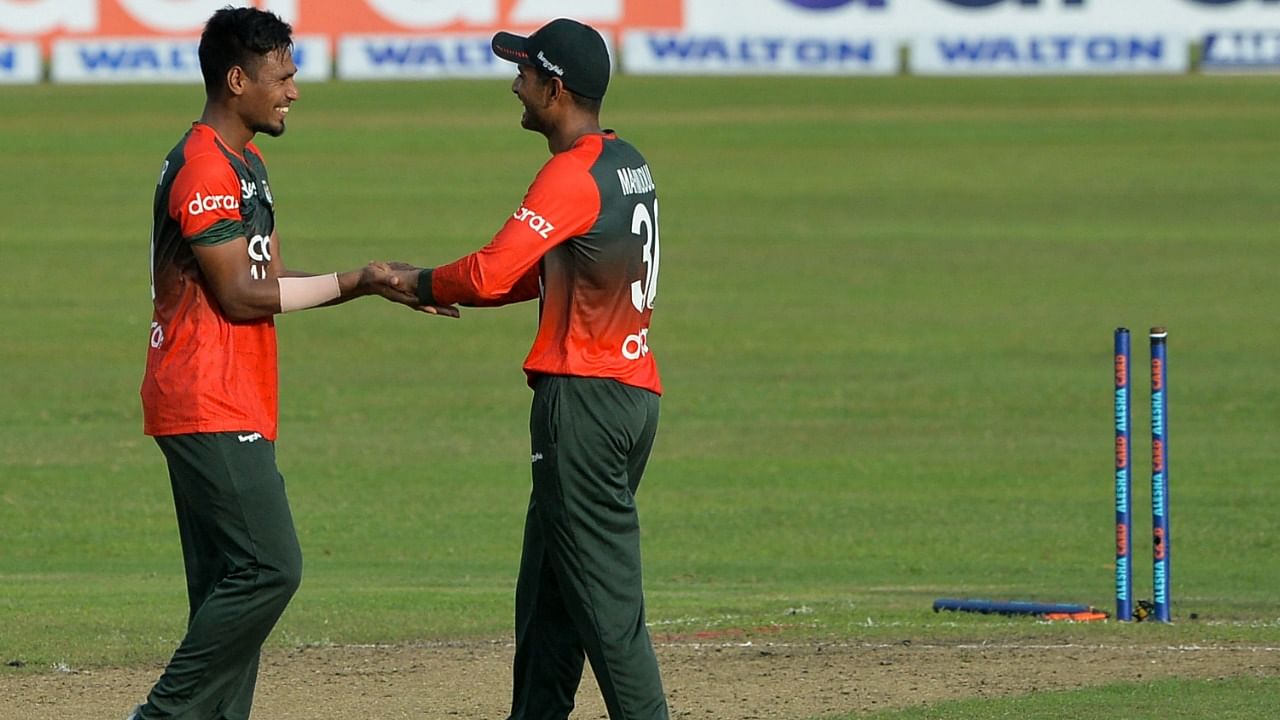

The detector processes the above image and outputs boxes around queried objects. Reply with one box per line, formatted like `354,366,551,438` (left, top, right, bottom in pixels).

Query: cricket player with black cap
389,17,670,720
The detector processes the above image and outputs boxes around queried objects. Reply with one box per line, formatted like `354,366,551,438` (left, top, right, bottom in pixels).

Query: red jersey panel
431,132,662,395
141,124,280,439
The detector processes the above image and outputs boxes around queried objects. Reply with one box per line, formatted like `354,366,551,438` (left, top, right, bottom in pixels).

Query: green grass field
2,75,1279,716
853,677,1279,720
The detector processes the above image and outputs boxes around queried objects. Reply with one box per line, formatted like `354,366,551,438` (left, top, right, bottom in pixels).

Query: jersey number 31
630,199,660,313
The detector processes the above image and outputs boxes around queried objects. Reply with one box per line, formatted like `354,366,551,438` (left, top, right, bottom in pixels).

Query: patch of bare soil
6,638,1278,719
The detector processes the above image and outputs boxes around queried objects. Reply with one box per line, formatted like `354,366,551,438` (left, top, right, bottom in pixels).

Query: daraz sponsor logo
187,192,239,217
513,206,555,239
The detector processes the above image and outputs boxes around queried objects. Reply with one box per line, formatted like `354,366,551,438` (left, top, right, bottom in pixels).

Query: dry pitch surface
7,636,1280,719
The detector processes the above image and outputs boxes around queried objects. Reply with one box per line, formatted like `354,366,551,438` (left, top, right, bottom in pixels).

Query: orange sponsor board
0,0,684,52
294,0,684,34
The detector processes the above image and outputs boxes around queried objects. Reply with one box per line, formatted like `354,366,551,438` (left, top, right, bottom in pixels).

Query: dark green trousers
510,375,668,720
141,433,302,720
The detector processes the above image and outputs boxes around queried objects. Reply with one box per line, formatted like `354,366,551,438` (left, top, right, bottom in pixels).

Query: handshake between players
361,261,460,318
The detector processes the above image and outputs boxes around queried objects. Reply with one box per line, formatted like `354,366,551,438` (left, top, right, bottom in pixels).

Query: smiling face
512,65,553,135
241,48,298,138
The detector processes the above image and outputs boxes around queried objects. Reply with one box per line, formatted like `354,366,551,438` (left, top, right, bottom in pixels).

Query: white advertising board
0,41,40,83
622,32,898,75
338,32,617,80
338,34,509,80
10,1,1280,81
51,35,329,83
1201,28,1280,70
911,32,1189,74
670,0,1258,75
679,0,1280,37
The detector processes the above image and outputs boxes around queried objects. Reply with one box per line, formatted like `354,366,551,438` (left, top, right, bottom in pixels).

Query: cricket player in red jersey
132,8,435,720
390,18,669,720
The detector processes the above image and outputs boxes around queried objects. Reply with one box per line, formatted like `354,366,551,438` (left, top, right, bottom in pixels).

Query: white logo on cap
536,51,564,77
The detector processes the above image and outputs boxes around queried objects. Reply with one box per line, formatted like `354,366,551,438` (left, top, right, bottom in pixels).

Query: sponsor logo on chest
240,178,273,205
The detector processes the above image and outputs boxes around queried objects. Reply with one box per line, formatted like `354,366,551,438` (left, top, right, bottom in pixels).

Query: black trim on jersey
191,219,246,246
416,268,437,307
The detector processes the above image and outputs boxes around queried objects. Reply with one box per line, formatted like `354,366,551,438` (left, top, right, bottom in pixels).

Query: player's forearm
278,268,377,310
325,268,376,306
216,280,289,321
419,264,538,308
420,251,540,308
214,273,342,320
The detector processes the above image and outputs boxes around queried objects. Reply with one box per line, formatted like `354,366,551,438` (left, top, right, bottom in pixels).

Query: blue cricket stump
932,599,1096,617
1114,328,1133,622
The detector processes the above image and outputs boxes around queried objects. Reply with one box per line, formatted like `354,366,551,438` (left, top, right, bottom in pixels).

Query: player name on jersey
617,164,655,196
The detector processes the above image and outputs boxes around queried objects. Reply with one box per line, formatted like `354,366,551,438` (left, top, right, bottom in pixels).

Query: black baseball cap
492,18,610,100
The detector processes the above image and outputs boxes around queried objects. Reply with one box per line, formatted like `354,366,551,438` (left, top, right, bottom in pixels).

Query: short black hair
532,67,603,114
570,91,603,115
198,6,293,96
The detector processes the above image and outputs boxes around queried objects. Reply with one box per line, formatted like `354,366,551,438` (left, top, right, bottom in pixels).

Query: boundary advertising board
2,0,1280,80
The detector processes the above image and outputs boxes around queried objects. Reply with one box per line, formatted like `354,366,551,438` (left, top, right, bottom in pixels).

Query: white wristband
278,273,341,313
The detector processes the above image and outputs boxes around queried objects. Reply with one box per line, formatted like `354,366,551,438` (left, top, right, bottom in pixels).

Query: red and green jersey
141,123,281,440
428,132,662,395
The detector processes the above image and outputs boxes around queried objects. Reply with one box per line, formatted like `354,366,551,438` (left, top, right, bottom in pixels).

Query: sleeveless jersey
430,132,662,395
141,123,280,439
